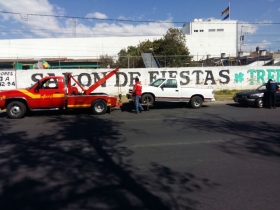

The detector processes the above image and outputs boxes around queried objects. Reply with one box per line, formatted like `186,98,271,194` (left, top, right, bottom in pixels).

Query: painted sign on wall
4,67,280,95
0,70,16,90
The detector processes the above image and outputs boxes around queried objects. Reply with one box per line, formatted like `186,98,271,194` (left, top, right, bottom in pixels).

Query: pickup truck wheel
141,94,154,105
255,98,263,108
190,96,203,109
6,101,27,119
91,99,107,115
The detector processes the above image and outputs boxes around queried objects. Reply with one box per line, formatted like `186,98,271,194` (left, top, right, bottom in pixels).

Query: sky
0,0,280,53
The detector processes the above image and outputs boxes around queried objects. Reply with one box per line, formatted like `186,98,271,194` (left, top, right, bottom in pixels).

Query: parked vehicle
126,78,215,108
233,83,280,108
0,68,122,119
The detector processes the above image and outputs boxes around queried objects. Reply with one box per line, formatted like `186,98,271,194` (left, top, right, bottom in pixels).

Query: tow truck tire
91,99,107,115
190,96,203,109
6,101,27,119
141,94,154,105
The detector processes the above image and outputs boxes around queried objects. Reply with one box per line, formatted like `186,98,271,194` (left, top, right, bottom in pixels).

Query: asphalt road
0,101,280,210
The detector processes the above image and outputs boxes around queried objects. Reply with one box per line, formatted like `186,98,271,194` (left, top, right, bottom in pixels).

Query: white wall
0,24,238,62
0,36,161,59
182,19,237,61
1,66,279,94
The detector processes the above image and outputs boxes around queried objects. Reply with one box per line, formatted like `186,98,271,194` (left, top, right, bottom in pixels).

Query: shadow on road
164,113,280,158
120,102,209,113
0,114,218,210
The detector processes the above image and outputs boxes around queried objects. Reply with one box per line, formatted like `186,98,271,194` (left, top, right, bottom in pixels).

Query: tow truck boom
66,68,119,95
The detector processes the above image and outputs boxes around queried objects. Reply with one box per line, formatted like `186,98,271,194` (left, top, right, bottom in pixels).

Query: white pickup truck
127,78,215,108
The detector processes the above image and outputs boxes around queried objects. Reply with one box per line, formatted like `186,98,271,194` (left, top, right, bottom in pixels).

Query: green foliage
99,54,116,68
117,28,192,68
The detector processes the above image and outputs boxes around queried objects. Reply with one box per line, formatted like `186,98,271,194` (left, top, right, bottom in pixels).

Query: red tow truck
0,68,122,119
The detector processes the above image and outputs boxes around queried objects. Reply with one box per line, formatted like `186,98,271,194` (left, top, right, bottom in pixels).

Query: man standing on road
132,77,144,114
266,79,277,109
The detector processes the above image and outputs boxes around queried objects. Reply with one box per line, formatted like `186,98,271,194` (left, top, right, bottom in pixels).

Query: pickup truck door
157,79,180,102
36,78,65,108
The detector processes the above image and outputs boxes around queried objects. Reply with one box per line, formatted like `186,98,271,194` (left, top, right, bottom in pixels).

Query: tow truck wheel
6,101,27,119
91,99,107,115
190,96,203,109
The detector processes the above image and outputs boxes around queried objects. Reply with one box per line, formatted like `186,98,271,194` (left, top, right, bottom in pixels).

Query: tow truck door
36,78,65,108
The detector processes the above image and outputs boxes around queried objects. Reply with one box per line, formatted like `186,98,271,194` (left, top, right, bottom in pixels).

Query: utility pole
239,25,251,54
71,19,77,38
239,26,244,54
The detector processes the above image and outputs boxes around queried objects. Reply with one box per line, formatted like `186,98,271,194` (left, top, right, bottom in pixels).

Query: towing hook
118,94,123,106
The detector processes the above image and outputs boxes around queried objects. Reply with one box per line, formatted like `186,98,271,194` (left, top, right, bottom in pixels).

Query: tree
117,46,144,68
117,28,192,68
99,54,116,68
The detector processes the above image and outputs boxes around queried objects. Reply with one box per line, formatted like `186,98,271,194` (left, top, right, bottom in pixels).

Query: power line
1,10,280,24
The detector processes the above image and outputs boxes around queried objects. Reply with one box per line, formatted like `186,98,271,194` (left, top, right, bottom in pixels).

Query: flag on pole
221,6,229,16
223,14,229,20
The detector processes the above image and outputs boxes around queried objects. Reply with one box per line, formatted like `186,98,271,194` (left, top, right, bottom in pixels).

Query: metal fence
0,54,246,70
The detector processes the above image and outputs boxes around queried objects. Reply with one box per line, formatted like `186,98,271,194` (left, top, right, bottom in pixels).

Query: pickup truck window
150,78,166,87
164,79,178,88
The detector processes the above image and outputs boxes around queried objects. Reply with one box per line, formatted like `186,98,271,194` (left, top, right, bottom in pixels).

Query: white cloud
0,0,174,39
53,4,66,16
85,12,108,20
117,16,127,20
254,40,271,50
257,20,273,25
242,39,272,52
0,0,64,37
238,22,258,35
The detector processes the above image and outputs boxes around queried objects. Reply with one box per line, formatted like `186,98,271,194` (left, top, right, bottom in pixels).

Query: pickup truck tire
91,99,107,115
190,96,203,109
141,94,154,105
255,98,263,108
6,101,27,119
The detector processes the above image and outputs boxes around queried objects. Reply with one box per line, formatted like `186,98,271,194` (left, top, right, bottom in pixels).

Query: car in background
233,83,280,108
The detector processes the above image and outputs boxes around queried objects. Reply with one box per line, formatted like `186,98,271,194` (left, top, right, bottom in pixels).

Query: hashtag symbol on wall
234,72,244,83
